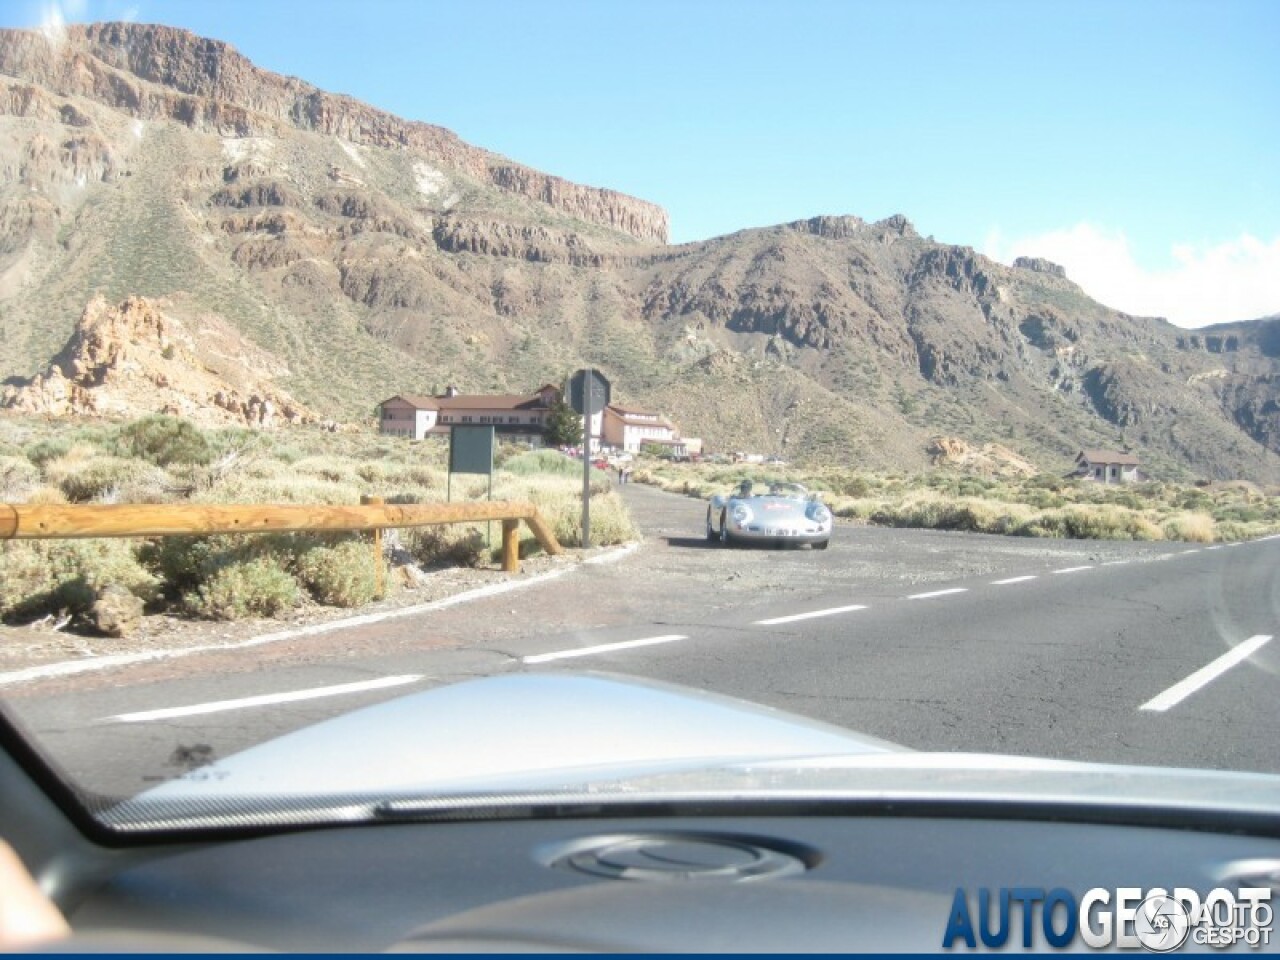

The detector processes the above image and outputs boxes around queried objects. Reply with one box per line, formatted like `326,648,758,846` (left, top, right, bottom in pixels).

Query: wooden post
523,510,562,557
501,518,520,573
361,495,385,599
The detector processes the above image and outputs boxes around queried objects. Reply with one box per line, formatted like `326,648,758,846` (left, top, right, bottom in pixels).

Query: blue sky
6,0,1278,327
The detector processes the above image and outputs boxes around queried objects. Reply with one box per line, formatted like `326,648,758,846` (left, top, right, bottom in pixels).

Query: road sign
570,368,611,549
447,425,495,508
569,368,611,416
449,425,495,476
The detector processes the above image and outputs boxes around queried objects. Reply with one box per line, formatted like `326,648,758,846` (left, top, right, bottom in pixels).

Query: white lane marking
0,556,603,689
908,588,968,600
1102,560,1131,566
1179,549,1201,555
523,635,686,664
755,604,867,625
1206,546,1223,551
1140,635,1273,713
991,575,1037,586
101,674,423,724
1053,565,1094,574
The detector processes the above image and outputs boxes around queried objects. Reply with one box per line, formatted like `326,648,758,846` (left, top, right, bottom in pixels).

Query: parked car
706,481,832,548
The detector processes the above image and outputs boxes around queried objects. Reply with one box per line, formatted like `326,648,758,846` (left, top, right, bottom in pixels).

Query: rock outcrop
1013,256,1068,279
928,436,1040,478
2,295,314,427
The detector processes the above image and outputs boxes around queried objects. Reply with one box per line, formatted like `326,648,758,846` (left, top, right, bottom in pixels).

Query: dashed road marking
523,635,686,664
991,576,1037,585
1140,635,1273,713
908,588,968,600
100,674,423,724
1053,565,1094,574
755,604,867,625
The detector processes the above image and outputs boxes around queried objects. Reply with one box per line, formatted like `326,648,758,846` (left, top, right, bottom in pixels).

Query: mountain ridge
1,22,1277,483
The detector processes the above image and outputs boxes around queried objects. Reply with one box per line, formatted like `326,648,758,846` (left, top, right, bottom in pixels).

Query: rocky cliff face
0,24,667,243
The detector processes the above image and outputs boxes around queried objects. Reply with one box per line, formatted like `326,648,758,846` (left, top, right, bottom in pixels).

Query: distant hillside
1,23,1277,482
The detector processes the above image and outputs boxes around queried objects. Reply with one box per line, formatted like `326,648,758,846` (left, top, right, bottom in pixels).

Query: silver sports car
707,481,832,549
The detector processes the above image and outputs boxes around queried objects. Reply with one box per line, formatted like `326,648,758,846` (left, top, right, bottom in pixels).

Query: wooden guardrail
0,498,562,586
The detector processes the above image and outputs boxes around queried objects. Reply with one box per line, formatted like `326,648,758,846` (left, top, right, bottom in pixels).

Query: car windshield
766,483,809,499
0,1,1277,846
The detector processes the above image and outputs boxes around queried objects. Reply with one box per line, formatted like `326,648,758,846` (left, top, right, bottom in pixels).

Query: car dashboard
7,740,1280,954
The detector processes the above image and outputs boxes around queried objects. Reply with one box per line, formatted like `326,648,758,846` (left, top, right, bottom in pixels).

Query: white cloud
984,223,1280,328
38,1,136,43
38,3,68,44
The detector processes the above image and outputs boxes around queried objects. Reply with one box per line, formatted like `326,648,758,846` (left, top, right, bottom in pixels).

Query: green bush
0,539,158,622
116,415,213,467
296,539,379,607
836,475,874,498
404,526,487,568
139,535,224,596
185,556,299,620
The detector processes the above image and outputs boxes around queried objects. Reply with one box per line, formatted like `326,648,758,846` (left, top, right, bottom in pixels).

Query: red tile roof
1077,449,1141,466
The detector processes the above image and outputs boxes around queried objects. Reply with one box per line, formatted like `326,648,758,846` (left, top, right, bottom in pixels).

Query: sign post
569,368,611,549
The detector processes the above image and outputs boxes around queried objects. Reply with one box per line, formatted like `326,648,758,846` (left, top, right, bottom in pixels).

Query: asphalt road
5,482,1279,796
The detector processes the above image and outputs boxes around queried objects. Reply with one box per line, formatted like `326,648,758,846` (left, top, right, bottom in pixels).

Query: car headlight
731,503,753,525
807,503,832,524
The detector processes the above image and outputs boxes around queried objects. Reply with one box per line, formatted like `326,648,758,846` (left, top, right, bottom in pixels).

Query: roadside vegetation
0,414,628,627
632,460,1280,545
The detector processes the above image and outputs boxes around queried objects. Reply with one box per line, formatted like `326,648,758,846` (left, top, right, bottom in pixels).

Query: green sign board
449,425,495,476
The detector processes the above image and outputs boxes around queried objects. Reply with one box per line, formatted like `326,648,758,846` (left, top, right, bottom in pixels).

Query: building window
461,416,472,423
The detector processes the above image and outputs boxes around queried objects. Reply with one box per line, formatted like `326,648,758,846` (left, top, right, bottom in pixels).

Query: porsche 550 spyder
706,481,832,549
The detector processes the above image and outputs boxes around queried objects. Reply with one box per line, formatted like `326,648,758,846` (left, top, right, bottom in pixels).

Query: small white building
1074,449,1141,484
602,403,680,453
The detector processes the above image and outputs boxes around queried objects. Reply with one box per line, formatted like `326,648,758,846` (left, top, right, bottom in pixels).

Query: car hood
133,673,901,799
109,673,1280,830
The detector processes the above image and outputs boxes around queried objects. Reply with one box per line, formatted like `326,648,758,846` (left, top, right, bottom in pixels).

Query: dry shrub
295,539,379,607
195,473,362,505
44,452,167,503
1161,512,1216,543
1016,505,1163,541
292,456,363,486
0,455,40,501
185,556,299,620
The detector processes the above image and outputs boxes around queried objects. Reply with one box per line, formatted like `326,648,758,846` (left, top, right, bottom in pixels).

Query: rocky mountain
1,23,1277,482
